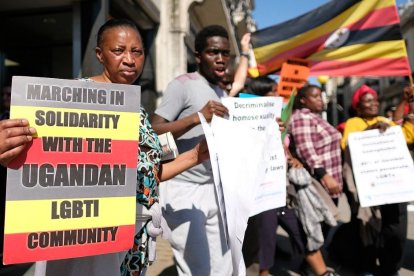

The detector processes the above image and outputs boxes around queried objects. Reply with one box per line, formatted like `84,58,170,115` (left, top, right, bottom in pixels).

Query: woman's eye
132,49,144,56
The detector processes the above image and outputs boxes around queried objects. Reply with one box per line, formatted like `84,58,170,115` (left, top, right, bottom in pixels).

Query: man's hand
199,100,229,122
0,119,36,167
240,33,251,54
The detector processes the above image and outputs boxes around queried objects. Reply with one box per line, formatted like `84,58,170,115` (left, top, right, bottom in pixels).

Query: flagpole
409,75,414,101
408,75,414,106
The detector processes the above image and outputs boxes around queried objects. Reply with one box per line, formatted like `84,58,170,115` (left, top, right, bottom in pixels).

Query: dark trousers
361,203,408,275
242,207,306,270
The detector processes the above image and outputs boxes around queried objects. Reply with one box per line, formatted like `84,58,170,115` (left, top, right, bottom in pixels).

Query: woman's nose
123,52,134,63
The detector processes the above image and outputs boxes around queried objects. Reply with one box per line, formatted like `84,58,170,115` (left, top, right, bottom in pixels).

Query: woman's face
358,93,379,118
300,87,323,113
264,84,278,97
96,26,144,84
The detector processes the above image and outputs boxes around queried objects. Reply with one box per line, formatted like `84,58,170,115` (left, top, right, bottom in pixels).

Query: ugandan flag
250,0,411,77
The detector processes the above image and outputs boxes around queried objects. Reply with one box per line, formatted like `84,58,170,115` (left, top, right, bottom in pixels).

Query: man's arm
152,100,228,138
229,33,251,97
152,113,200,138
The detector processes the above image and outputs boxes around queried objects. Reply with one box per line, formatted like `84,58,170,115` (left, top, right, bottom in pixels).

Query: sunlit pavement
147,196,414,276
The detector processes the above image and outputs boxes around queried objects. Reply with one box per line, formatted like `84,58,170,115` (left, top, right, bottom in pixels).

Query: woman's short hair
97,18,141,47
195,25,229,53
247,76,276,96
293,84,321,110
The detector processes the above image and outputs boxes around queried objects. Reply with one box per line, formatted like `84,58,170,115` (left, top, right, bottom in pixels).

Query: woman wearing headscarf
341,84,408,276
341,85,396,149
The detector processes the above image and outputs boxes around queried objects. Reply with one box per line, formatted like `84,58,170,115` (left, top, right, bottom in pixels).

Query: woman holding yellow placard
0,18,208,276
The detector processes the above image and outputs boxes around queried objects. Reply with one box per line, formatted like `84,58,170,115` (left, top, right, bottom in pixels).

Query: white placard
198,113,228,244
210,115,266,276
222,96,283,131
222,97,286,215
348,126,414,207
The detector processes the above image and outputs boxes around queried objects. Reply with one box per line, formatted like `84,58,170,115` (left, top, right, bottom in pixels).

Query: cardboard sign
348,126,414,207
4,76,140,264
277,58,310,100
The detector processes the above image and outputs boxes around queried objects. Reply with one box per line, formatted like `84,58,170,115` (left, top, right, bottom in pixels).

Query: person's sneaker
320,269,340,276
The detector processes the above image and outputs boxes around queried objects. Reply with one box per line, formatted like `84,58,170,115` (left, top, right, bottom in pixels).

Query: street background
142,196,414,276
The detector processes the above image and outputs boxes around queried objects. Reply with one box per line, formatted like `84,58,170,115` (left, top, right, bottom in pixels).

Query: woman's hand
367,121,390,133
159,139,210,182
0,119,36,166
288,157,303,168
321,174,341,195
403,85,414,102
193,139,209,164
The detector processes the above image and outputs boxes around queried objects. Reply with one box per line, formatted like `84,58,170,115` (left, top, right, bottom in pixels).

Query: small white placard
348,126,414,207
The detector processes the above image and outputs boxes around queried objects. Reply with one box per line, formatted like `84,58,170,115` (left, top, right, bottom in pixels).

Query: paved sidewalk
146,197,414,276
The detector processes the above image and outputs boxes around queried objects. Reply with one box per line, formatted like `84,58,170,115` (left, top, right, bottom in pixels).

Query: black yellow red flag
250,0,411,77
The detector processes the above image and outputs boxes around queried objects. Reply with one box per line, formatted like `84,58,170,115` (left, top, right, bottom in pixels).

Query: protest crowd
0,1,414,276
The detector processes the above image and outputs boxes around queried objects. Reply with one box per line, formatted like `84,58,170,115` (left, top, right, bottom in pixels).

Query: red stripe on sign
3,224,135,264
309,57,411,76
8,139,138,168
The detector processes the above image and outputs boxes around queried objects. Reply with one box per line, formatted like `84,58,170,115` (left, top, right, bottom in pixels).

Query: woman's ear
356,106,362,116
195,51,201,65
299,97,306,105
96,47,103,64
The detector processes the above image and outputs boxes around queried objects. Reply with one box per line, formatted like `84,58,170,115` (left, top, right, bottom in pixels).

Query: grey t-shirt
155,72,227,184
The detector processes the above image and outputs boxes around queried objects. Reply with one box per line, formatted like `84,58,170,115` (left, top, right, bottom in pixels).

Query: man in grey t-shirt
152,25,232,276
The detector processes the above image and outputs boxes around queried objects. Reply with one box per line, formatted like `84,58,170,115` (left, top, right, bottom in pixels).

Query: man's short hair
195,25,229,53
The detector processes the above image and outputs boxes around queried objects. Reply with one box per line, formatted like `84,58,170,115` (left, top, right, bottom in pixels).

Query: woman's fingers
0,119,36,166
0,144,28,167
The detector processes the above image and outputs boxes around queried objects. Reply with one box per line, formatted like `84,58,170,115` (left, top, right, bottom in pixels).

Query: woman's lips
122,70,137,76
